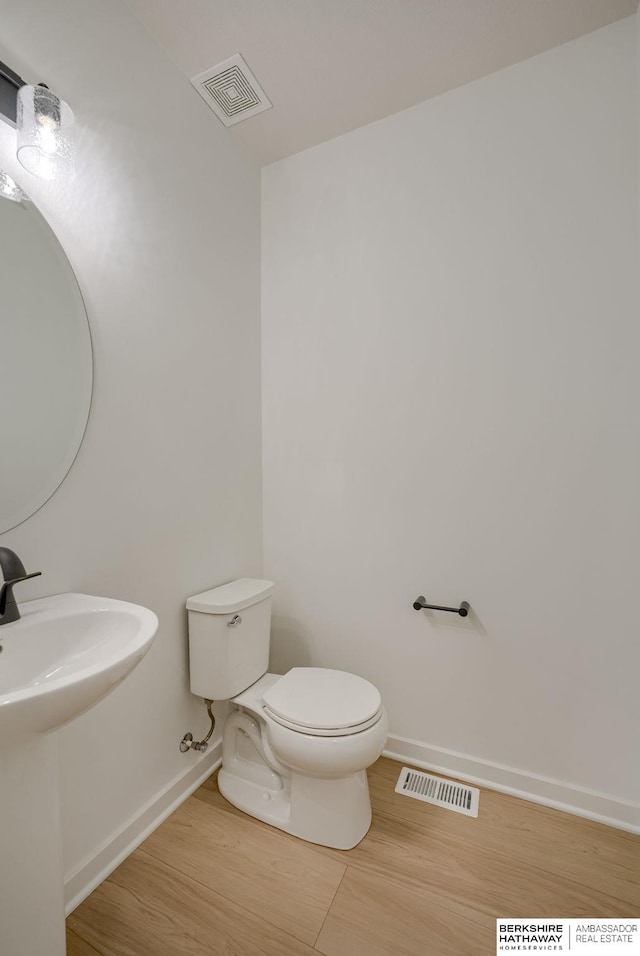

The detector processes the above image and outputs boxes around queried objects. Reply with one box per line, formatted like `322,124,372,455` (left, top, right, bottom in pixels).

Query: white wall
263,18,640,822
0,0,262,890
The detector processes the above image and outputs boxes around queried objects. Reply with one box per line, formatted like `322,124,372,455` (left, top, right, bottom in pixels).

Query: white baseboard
383,734,640,834
63,730,638,913
64,740,222,914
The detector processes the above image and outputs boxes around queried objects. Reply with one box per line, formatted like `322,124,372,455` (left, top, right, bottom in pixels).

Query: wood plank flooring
67,757,640,956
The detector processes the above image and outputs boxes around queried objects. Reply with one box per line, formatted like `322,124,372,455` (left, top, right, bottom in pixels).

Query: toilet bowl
187,579,388,849
219,671,388,849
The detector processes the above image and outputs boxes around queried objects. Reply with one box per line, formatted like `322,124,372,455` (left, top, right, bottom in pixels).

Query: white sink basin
0,592,158,738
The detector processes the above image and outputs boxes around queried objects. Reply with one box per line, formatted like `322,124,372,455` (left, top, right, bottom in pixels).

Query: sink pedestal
0,734,66,956
0,592,159,956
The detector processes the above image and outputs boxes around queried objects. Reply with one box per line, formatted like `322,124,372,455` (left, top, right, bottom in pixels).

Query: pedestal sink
0,593,158,956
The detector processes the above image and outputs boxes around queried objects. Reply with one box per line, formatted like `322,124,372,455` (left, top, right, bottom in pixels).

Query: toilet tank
186,578,274,700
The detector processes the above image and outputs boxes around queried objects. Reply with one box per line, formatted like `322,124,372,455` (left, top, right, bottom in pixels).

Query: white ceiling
127,0,639,165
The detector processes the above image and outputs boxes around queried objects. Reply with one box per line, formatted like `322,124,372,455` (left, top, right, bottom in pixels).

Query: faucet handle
2,571,42,587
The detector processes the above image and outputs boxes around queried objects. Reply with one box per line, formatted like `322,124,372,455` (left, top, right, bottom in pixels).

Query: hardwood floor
67,758,640,956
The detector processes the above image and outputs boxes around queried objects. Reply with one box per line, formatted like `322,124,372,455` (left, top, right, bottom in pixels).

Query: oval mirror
0,193,92,532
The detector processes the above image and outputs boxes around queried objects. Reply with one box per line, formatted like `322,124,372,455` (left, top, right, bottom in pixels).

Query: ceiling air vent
191,53,272,127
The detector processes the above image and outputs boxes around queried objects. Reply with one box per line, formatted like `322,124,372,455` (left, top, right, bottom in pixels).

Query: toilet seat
262,667,383,737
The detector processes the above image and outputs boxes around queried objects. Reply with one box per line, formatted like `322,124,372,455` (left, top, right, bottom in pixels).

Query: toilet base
218,763,372,850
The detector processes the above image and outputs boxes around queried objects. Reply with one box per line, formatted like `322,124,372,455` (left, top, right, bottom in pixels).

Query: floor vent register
395,767,480,818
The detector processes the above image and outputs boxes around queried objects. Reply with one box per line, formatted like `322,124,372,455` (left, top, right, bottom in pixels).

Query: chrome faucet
0,548,42,626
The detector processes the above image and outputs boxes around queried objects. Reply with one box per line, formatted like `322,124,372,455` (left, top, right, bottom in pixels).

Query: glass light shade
16,84,75,181
0,170,29,203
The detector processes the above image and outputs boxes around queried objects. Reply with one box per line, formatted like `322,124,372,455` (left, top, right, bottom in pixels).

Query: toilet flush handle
227,614,242,627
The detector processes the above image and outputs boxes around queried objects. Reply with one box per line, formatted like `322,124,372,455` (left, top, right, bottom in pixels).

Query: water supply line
180,698,215,753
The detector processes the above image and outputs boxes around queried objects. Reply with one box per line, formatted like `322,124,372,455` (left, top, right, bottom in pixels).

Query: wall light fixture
0,59,74,182
16,84,75,179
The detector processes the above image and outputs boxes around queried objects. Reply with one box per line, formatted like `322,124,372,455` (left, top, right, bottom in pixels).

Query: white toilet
187,578,388,849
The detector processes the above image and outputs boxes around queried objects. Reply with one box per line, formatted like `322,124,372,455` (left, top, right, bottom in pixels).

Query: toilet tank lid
186,578,274,613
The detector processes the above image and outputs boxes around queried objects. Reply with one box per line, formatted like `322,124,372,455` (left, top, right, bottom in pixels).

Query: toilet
186,578,388,849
